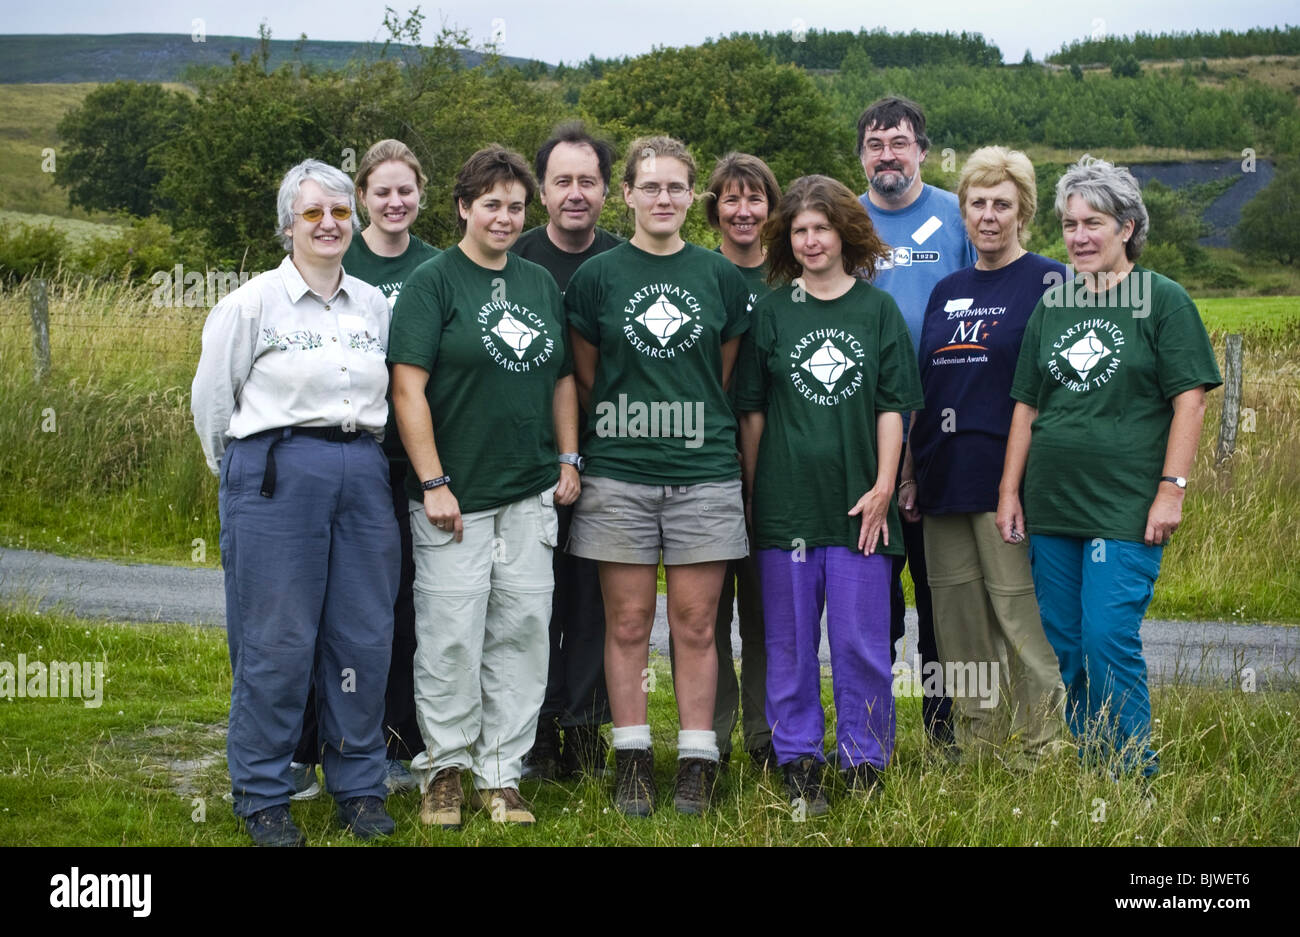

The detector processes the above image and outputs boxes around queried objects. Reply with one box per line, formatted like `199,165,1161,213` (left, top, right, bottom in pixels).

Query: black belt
253,426,367,498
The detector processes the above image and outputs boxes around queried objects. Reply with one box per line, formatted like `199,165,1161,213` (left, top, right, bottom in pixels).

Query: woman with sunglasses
565,135,752,817
289,140,439,799
193,158,399,846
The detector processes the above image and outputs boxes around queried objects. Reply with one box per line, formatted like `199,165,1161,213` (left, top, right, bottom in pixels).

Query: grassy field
0,278,1298,620
0,605,1294,847
0,83,107,218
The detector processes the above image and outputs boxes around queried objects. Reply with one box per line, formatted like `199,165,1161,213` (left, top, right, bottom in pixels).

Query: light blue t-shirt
859,184,977,355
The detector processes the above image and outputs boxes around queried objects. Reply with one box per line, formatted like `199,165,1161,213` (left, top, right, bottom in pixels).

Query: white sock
611,724,652,751
677,729,719,761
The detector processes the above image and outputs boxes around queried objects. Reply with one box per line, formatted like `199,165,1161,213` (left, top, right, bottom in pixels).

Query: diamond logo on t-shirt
491,310,541,359
789,329,866,405
1060,328,1112,381
800,339,856,393
636,295,693,347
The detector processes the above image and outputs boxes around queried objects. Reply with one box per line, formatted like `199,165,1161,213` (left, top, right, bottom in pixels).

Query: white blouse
192,255,392,475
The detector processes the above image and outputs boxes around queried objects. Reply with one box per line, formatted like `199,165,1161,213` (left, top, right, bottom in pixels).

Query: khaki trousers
923,512,1065,760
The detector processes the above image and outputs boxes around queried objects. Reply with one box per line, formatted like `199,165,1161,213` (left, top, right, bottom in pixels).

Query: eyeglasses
862,137,916,156
295,205,353,222
632,183,693,199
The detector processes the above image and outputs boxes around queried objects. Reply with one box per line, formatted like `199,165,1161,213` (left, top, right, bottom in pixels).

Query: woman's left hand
848,484,892,556
555,464,581,506
1144,487,1184,546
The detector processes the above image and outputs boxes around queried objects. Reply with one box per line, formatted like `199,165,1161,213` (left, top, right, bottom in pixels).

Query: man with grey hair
856,96,976,755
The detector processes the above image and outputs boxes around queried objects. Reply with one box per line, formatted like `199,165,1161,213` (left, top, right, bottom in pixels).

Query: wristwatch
558,453,585,473
1159,475,1187,489
421,475,451,491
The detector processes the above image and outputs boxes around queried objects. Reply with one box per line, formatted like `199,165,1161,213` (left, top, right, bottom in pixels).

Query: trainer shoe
337,795,395,839
672,757,719,816
612,748,657,817
244,804,307,847
384,759,418,794
420,766,463,830
782,756,829,817
289,761,320,801
522,718,563,781
842,762,884,799
561,724,610,778
472,787,536,825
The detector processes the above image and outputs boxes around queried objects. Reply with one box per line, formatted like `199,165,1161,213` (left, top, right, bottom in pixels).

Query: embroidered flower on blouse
262,327,323,351
347,331,384,354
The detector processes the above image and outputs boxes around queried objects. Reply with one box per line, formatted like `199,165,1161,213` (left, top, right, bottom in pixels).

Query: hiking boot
782,756,829,817
420,766,463,829
842,762,884,799
612,748,657,817
472,787,536,825
522,718,563,781
384,759,418,794
244,804,306,847
289,761,320,801
673,757,719,816
747,741,776,772
337,795,395,839
562,724,610,778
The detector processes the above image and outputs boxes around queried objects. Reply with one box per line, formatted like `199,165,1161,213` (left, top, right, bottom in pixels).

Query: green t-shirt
344,232,440,305
387,246,571,512
715,251,775,416
343,232,441,465
733,280,923,555
564,241,752,485
1009,266,1222,542
511,225,623,294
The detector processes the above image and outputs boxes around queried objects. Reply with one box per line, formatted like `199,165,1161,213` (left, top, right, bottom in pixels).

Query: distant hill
0,33,541,83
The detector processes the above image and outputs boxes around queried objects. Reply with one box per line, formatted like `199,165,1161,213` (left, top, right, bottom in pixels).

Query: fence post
1215,333,1243,467
30,277,50,384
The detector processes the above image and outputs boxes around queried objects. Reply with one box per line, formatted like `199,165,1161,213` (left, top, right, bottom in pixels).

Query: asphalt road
1,546,1296,688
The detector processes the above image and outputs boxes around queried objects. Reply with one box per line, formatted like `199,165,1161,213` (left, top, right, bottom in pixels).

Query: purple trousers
759,547,894,769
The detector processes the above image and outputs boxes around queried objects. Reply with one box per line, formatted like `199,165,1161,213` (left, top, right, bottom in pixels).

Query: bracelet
420,475,451,491
899,480,916,488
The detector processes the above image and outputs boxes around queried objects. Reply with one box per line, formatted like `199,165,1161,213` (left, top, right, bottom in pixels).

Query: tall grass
0,275,1297,620
0,273,216,564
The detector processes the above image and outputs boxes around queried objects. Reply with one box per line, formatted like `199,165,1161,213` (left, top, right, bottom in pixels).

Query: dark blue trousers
219,431,398,816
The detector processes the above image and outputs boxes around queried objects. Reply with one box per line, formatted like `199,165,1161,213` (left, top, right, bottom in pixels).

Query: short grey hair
276,159,359,253
1054,154,1149,261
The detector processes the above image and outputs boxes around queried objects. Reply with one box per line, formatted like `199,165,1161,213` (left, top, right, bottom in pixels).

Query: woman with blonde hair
900,146,1067,769
565,135,752,816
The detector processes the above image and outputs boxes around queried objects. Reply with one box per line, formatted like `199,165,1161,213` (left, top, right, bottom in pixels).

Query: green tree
155,24,568,267
54,81,192,216
1235,162,1300,265
580,39,851,188
1141,180,1205,267
1111,54,1141,78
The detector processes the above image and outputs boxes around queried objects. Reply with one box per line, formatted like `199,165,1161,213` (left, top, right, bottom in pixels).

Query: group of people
192,94,1221,846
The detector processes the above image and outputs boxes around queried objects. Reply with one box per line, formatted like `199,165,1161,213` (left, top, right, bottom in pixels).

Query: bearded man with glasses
855,96,977,759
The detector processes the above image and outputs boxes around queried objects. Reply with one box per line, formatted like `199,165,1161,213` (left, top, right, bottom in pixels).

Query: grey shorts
567,475,748,566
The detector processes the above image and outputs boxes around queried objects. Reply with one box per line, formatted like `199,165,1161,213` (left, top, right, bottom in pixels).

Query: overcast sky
5,1,1297,64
